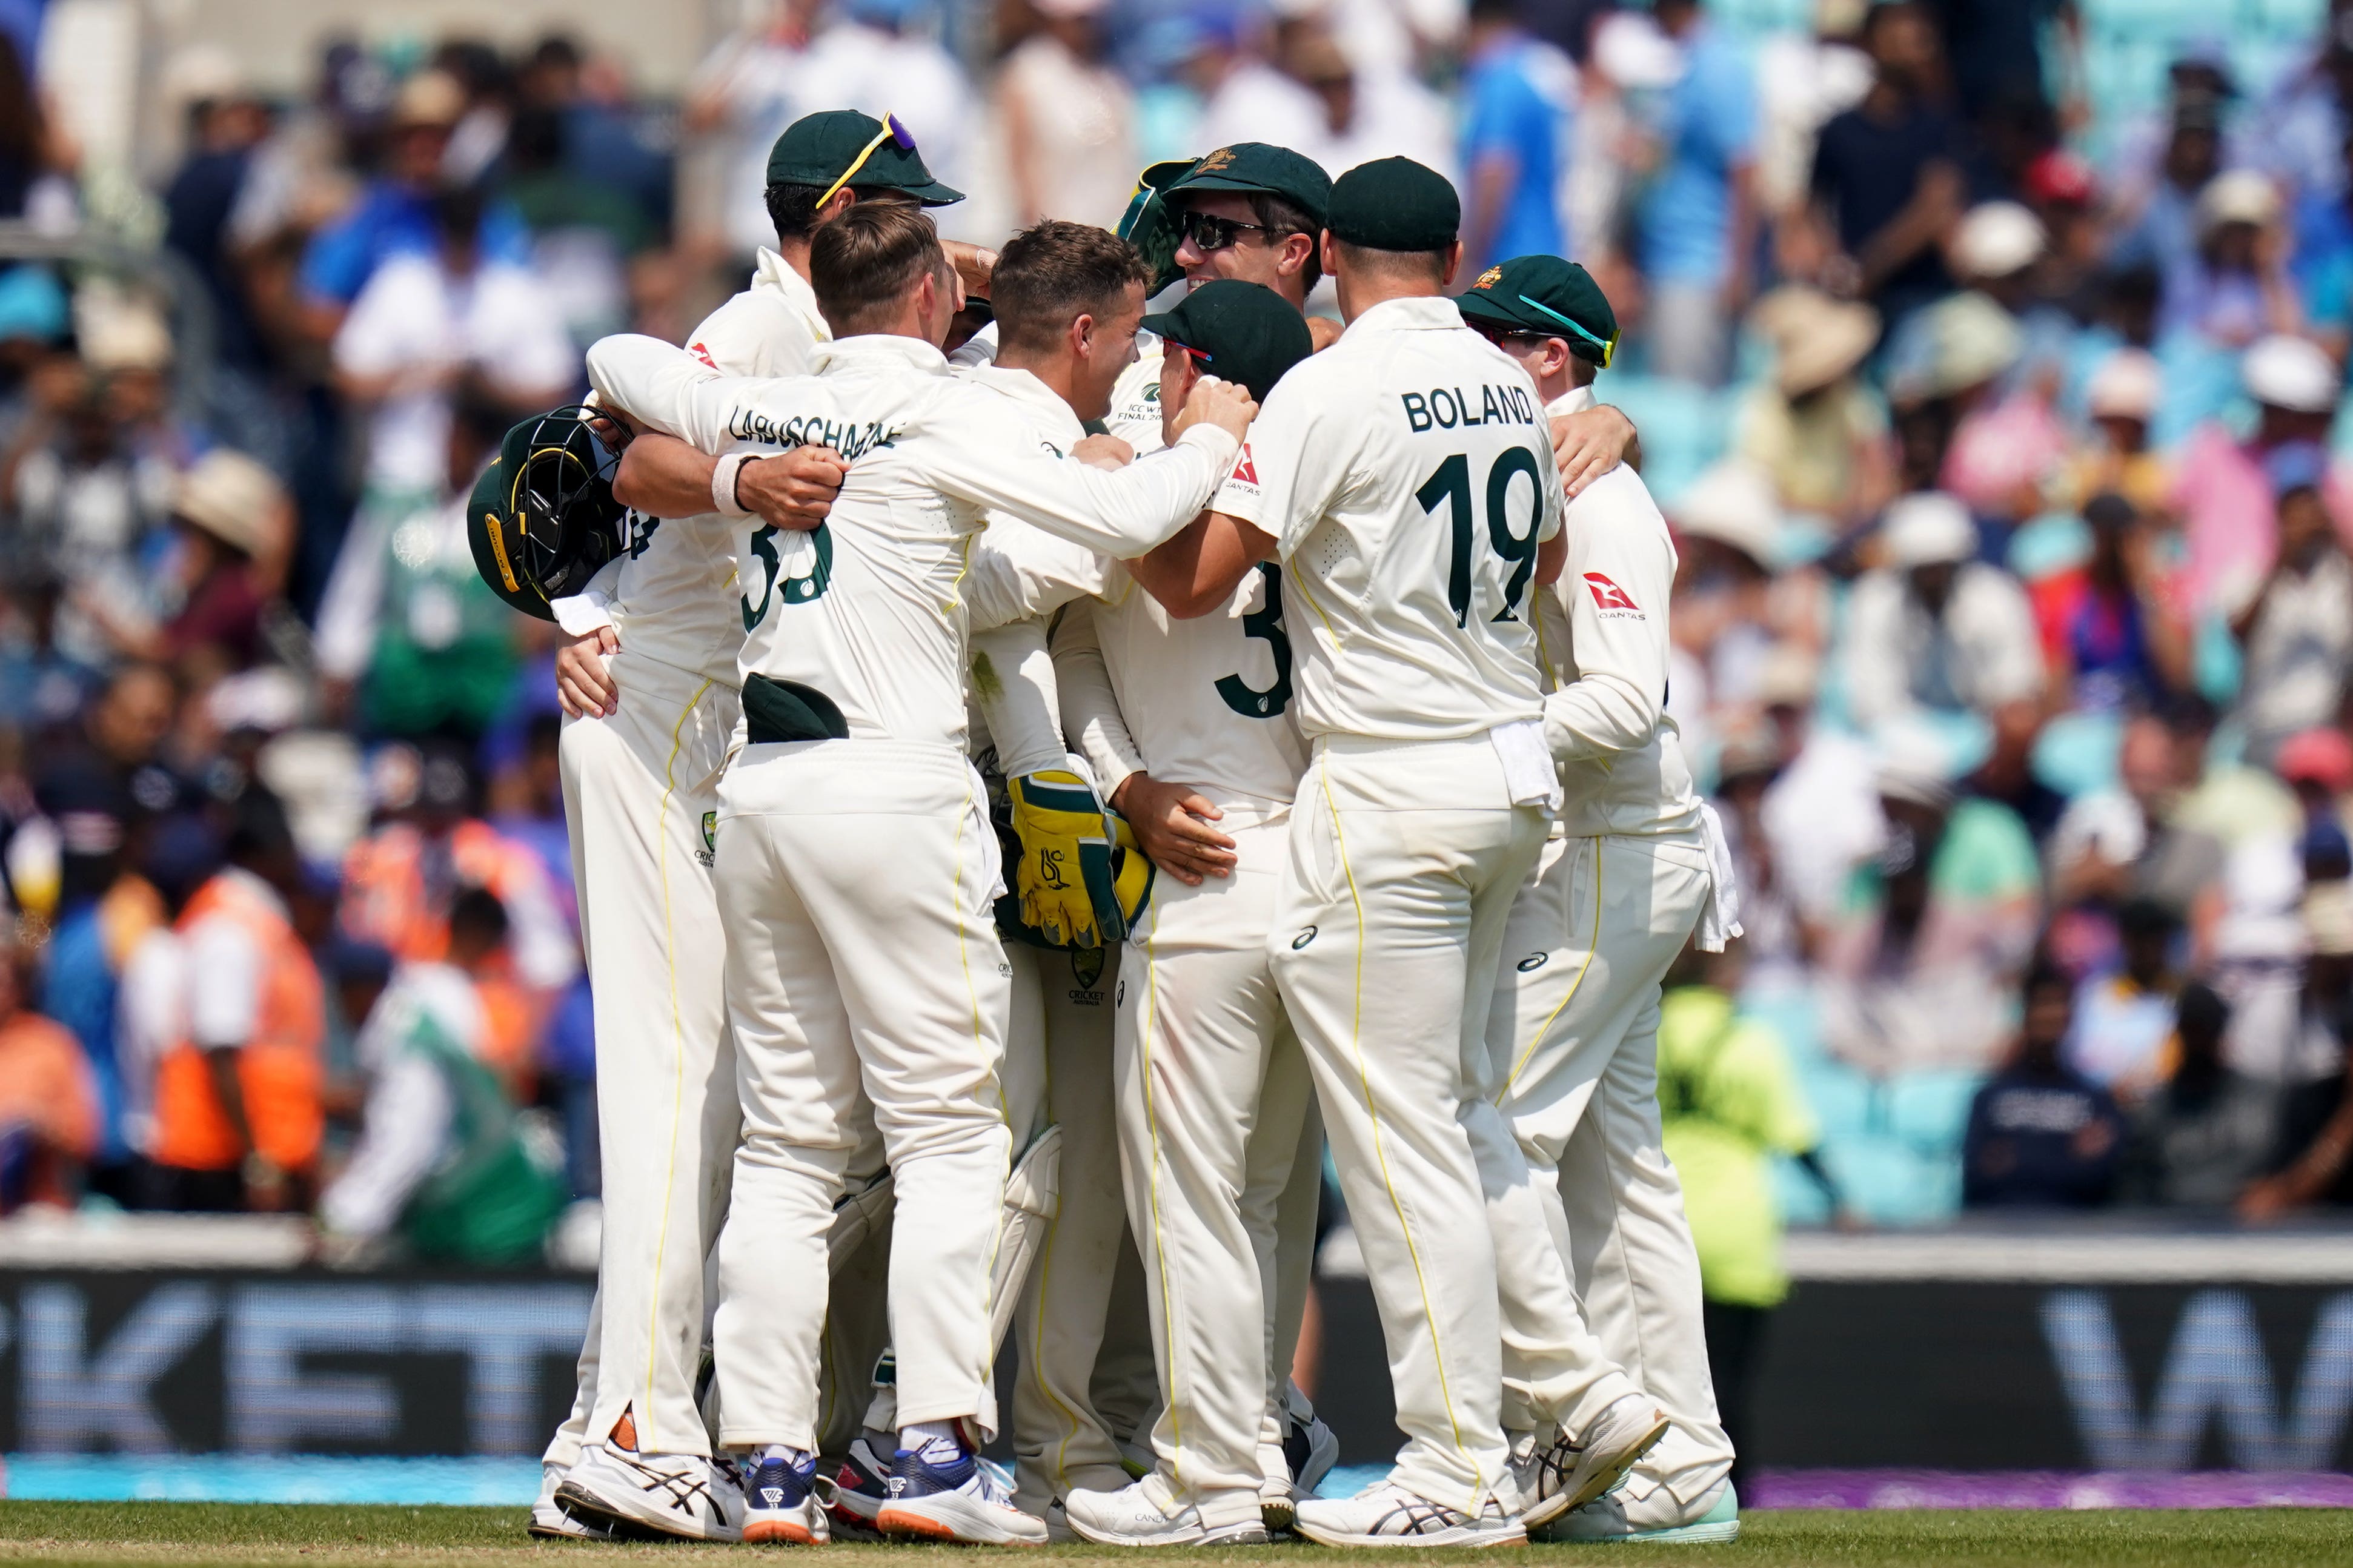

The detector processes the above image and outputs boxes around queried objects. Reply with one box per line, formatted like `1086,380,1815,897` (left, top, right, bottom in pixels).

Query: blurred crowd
0,0,2349,1265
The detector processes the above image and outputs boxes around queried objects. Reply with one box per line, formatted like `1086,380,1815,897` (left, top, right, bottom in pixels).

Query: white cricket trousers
1488,830,1732,1508
711,738,1014,1450
1115,807,1318,1519
1005,938,1148,1509
1270,735,1548,1513
557,650,739,1458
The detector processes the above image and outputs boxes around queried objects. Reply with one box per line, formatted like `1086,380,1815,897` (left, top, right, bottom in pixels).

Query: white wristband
711,451,754,518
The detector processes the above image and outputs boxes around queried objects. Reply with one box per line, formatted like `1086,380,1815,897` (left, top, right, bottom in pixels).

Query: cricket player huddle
479,107,1742,1551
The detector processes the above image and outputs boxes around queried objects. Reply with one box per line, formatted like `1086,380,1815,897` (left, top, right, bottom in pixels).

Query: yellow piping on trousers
639,676,715,1452
1313,750,1482,1500
1136,902,1184,1481
1500,838,1602,1099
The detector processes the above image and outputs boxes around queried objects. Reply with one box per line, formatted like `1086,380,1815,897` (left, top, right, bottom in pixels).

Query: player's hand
1307,316,1342,352
1550,405,1638,499
1007,765,1124,947
1111,772,1238,886
1172,375,1257,445
944,239,998,300
1074,433,1133,471
556,626,621,718
738,446,845,531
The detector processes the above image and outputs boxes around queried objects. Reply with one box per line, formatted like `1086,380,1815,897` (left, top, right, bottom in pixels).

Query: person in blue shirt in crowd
1636,0,1759,385
296,68,529,338
1459,0,1575,272
1963,964,2129,1206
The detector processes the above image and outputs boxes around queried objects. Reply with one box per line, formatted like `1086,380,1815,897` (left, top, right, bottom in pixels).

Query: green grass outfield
1,1504,2351,1568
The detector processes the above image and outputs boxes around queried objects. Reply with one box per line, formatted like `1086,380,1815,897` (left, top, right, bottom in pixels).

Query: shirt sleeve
585,334,745,454
1050,598,1146,801
1210,441,1266,527
1246,371,1355,559
331,264,417,380
970,619,1069,781
1541,469,1678,763
929,389,1239,558
299,208,374,306
964,519,1112,632
184,915,264,1050
319,1050,453,1240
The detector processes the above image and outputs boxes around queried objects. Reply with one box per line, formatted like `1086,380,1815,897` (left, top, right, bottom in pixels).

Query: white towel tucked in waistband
1695,800,1745,953
1488,719,1564,813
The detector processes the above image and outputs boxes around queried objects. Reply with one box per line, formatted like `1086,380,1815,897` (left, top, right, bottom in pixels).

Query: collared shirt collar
1342,294,1467,339
957,362,1085,442
1548,386,1598,417
753,246,831,344
809,333,951,376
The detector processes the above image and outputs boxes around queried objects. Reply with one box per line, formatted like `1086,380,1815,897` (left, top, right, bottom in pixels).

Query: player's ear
1438,240,1464,288
1070,310,1095,359
1319,231,1339,278
1279,230,1313,280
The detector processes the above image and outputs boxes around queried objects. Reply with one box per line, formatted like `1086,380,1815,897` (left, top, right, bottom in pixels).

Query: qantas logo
1584,573,1643,615
1230,443,1258,485
689,341,719,370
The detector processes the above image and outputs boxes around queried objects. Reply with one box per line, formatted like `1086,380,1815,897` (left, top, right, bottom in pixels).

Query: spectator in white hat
2063,346,2171,515
1949,199,2076,403
1734,286,1894,523
75,448,291,672
1839,490,2046,732
1670,462,1834,739
2163,169,2298,349
2174,332,2346,620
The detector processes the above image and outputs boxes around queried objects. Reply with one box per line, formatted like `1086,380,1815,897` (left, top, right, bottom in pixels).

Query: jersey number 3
1215,561,1292,719
1415,448,1544,627
740,522,834,630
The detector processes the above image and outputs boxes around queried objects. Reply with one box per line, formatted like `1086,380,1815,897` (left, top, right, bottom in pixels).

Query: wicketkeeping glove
1006,764,1123,948
1109,812,1157,936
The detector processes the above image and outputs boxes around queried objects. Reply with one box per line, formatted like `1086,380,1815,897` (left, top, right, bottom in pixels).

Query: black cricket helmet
467,406,627,621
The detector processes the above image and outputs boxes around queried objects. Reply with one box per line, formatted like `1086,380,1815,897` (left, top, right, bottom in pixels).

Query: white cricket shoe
1540,1477,1740,1543
1293,1480,1527,1548
557,1443,746,1543
874,1440,1048,1546
1514,1395,1671,1530
1064,1474,1269,1546
528,1461,613,1540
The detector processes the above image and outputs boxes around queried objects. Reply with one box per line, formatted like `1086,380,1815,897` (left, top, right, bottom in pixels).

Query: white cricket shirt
1245,294,1562,743
585,332,1238,750
559,248,829,687
1535,386,1702,839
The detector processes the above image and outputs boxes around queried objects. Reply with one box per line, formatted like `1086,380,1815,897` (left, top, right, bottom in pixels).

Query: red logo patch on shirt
688,341,719,370
1584,572,1641,612
1229,443,1259,485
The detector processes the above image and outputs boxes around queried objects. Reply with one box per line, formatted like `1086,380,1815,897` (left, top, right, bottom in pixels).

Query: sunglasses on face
817,111,917,208
1470,300,1621,370
1180,210,1283,253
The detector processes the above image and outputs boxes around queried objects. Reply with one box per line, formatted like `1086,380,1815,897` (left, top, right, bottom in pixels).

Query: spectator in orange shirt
447,887,537,1103
0,938,98,1210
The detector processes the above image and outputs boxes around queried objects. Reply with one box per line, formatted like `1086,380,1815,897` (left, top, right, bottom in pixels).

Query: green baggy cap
765,109,963,205
1326,156,1458,252
1140,279,1315,403
1456,253,1621,368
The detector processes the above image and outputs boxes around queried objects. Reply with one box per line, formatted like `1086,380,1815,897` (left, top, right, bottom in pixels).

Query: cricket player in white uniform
585,200,1257,1548
525,110,960,1543
1011,280,1318,1548
1459,256,1742,1545
1123,159,1644,1546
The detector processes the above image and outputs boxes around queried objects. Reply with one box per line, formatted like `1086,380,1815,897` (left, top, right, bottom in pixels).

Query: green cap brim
897,177,966,206
1137,309,1192,345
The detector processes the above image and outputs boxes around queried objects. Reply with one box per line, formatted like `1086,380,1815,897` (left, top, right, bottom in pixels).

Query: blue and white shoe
875,1437,1049,1546
1539,1478,1741,1544
823,1431,894,1541
743,1449,829,1545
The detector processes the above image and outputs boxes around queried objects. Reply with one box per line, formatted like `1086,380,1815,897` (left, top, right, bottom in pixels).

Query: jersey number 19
1414,448,1544,627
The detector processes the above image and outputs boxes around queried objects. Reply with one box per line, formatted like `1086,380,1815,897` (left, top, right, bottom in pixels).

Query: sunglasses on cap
817,111,917,209
1470,297,1619,369
1180,209,1287,253
1167,341,1213,371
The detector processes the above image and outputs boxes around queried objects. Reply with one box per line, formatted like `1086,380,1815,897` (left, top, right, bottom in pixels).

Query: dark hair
2177,981,2229,1042
810,201,949,336
764,181,918,243
2022,961,2073,1002
0,32,45,173
508,106,565,172
1246,191,1325,292
448,885,510,951
430,180,487,251
992,220,1152,356
1332,237,1449,284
